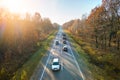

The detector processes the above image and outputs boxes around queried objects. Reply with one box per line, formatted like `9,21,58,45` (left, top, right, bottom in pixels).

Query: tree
117,31,120,49
33,12,42,23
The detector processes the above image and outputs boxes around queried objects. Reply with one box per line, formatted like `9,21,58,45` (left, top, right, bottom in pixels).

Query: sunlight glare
1,0,23,13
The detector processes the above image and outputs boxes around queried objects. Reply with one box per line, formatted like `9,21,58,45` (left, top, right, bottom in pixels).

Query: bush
83,46,96,55
21,70,28,80
0,68,10,80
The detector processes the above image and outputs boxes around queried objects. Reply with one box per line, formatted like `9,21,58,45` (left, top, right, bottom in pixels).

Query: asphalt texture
30,27,88,80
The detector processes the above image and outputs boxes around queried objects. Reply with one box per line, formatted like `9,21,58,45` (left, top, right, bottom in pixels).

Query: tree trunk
104,34,107,50
109,33,112,47
117,38,119,50
95,35,98,48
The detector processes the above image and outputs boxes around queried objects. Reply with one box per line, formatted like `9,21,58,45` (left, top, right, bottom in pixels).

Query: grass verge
65,30,120,80
11,31,57,80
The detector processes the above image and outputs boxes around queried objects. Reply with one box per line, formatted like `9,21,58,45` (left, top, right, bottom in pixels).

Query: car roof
56,40,59,42
63,45,67,48
53,58,59,62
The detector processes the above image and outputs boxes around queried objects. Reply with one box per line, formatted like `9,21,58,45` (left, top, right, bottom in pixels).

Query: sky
0,0,102,24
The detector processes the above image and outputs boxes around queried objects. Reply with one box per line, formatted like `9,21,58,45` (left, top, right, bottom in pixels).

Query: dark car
55,40,59,45
63,36,67,40
63,40,67,44
63,46,68,52
62,33,66,36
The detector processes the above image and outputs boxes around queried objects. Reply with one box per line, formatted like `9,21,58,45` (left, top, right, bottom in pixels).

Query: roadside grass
12,31,57,80
65,30,120,80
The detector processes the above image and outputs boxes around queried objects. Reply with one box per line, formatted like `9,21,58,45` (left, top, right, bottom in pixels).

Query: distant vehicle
63,36,67,40
62,33,66,36
55,40,59,45
63,46,68,52
51,58,61,71
63,40,67,44
57,33,60,36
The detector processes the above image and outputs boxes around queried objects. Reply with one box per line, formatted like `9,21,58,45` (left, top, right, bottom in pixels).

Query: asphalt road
31,27,85,80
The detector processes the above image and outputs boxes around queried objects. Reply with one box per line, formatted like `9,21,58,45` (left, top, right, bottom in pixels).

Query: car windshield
64,46,67,48
53,62,59,65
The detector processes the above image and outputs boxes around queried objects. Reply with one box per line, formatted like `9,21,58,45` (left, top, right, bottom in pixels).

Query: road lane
39,52,51,80
67,41,85,80
38,28,85,80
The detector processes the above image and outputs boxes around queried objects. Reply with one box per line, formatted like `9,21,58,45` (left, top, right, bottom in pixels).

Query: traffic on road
35,27,85,80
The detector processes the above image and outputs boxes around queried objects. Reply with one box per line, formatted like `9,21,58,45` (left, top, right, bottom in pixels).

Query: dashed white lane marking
61,63,64,71
68,41,85,80
39,53,51,80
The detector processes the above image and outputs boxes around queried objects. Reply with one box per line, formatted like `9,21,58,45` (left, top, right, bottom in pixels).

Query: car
55,40,59,45
63,36,67,40
62,33,66,36
63,40,67,44
63,46,68,52
51,58,61,71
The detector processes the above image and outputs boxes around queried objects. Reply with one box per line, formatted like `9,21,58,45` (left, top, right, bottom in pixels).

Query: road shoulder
67,34,93,80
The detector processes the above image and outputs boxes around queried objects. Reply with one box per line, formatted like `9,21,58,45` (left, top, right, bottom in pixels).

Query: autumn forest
0,0,120,80
63,0,120,80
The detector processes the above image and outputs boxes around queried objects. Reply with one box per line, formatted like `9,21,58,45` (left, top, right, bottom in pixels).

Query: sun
1,0,23,13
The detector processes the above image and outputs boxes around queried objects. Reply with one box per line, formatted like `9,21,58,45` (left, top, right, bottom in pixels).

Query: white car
51,58,61,71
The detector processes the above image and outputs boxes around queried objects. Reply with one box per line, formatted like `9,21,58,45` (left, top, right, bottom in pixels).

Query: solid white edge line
39,31,59,80
39,53,51,80
68,41,85,80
